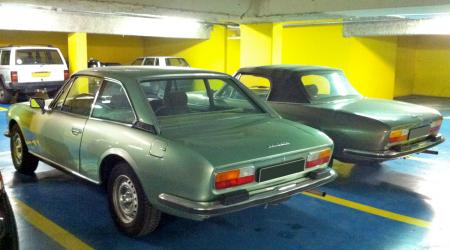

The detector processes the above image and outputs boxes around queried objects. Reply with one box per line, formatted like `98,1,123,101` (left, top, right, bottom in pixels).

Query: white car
0,45,68,103
131,56,190,67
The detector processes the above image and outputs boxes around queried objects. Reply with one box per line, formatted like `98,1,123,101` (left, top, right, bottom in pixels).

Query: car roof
75,66,228,81
138,56,185,59
0,45,58,50
237,64,340,75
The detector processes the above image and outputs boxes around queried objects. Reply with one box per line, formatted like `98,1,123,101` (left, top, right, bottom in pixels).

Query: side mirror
30,98,45,112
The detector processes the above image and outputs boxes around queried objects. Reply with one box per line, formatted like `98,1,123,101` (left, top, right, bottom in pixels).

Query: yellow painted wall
412,36,450,97
0,30,68,59
394,37,416,97
282,24,397,99
87,34,145,65
240,23,273,67
143,25,227,72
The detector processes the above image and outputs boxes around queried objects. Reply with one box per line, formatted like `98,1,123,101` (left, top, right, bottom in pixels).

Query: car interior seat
305,84,319,98
156,91,189,116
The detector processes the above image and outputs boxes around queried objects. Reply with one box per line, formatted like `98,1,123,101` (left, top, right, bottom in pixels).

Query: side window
61,76,102,116
0,51,10,65
144,58,155,65
301,75,331,97
238,74,270,100
155,58,159,66
53,80,73,109
239,74,271,89
92,81,135,124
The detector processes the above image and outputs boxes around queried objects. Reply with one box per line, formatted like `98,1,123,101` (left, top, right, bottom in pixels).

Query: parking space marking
444,116,450,120
303,192,430,228
0,107,7,112
12,198,94,250
0,151,10,156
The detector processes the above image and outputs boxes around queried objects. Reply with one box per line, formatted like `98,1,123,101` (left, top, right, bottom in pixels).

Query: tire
0,83,13,104
10,124,39,175
107,162,161,236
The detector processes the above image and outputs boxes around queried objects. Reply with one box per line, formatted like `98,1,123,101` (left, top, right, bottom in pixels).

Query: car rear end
8,46,68,95
156,118,337,220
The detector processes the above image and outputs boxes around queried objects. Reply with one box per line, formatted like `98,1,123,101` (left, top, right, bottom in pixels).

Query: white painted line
0,151,11,156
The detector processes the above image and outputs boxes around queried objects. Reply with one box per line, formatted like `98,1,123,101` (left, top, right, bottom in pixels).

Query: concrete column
67,32,87,74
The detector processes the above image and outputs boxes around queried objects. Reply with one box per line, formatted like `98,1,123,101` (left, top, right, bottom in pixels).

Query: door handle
71,127,83,136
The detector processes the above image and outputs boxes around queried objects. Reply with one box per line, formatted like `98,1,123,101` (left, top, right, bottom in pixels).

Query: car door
38,75,102,172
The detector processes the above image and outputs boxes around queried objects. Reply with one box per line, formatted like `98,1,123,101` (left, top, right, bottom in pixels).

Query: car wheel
107,162,161,236
10,124,39,175
0,84,12,104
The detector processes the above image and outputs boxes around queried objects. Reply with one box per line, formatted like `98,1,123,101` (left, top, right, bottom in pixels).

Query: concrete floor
1,96,449,249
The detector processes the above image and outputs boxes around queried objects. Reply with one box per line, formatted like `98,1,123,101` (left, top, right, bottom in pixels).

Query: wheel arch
98,148,139,186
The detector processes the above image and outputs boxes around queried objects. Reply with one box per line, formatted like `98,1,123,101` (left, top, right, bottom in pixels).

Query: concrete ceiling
2,0,450,23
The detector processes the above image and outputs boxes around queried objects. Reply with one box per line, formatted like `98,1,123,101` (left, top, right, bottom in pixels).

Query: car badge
268,142,291,149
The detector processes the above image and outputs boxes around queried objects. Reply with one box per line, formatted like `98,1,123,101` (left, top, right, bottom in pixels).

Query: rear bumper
158,168,337,220
342,134,445,161
6,81,64,94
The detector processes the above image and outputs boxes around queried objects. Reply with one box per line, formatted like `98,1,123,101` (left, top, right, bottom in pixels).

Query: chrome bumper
343,135,445,160
158,168,337,220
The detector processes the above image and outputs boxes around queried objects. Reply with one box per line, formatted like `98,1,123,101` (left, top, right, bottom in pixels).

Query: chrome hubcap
12,134,23,165
112,175,138,223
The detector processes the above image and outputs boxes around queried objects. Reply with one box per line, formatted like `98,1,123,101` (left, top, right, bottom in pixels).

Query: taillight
306,148,332,168
430,118,442,135
64,70,69,80
215,166,255,190
11,71,18,83
389,129,409,143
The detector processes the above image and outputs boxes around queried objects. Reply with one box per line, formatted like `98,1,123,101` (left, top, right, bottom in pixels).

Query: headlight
389,129,409,143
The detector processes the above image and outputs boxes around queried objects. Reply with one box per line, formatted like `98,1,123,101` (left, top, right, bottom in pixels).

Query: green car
235,65,445,163
5,67,336,236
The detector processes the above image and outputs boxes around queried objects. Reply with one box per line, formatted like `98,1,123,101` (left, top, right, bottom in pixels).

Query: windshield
140,77,263,118
300,70,360,102
165,58,189,67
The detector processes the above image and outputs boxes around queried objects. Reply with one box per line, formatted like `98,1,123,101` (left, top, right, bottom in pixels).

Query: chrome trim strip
29,152,100,185
158,168,337,219
343,135,445,160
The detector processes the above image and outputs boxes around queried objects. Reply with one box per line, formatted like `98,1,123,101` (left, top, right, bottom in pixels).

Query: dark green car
235,65,445,163
5,67,336,236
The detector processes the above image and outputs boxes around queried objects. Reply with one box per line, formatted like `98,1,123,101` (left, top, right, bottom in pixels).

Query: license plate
409,126,430,140
32,72,51,77
257,159,305,182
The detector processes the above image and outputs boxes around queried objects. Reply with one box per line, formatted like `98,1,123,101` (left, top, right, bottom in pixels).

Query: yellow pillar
67,32,87,74
271,23,283,64
240,23,273,67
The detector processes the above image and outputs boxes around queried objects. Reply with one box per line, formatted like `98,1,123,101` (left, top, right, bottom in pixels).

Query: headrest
110,93,129,108
166,91,188,107
305,84,318,97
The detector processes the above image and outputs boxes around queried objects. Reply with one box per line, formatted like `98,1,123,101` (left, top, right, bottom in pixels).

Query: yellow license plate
32,72,51,77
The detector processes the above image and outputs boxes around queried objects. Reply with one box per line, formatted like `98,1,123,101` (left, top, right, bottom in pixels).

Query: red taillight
64,70,70,81
215,166,255,190
430,119,442,135
306,148,332,168
11,71,18,83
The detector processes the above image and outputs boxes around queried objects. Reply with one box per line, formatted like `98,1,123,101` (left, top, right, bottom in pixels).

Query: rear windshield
15,49,63,65
165,58,189,67
140,77,263,118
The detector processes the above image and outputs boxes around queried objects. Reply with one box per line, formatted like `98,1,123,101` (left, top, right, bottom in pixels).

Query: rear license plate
409,126,430,140
258,159,305,182
32,72,51,77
